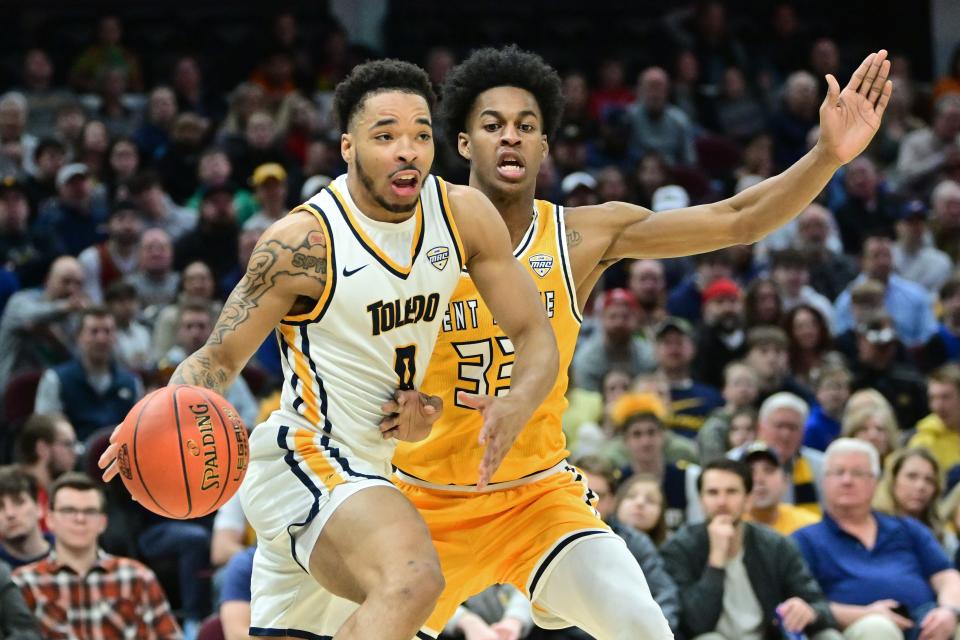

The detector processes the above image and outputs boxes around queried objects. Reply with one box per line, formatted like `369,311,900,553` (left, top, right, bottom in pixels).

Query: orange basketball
115,384,249,519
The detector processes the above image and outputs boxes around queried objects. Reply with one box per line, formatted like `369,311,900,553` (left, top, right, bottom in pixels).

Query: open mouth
496,153,526,181
390,171,420,197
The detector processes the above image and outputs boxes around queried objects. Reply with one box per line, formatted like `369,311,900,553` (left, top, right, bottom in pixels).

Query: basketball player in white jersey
100,60,559,640
383,46,892,640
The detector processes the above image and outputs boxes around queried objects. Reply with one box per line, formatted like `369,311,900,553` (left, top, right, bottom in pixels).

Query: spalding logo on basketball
115,385,250,519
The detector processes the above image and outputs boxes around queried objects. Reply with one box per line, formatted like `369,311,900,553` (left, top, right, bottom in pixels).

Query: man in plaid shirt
12,472,181,640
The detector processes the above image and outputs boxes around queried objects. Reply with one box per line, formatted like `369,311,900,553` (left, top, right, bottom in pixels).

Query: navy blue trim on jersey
275,425,323,573
326,186,425,281
299,324,386,483
527,529,608,597
278,333,304,414
416,632,435,639
433,176,464,270
554,204,583,324
280,202,338,326
250,627,332,639
513,207,539,258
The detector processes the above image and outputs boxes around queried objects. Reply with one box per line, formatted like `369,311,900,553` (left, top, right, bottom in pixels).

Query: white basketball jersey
265,174,465,473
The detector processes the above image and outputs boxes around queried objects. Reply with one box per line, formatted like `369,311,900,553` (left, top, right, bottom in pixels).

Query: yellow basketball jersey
394,200,581,485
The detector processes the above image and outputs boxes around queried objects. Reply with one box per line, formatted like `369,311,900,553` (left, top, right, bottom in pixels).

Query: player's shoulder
258,207,328,250
564,201,650,229
443,181,489,213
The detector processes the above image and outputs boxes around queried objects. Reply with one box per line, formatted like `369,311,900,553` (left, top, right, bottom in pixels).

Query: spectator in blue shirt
833,234,937,347
219,545,254,640
804,362,852,452
32,163,108,257
653,317,723,439
793,438,960,640
33,307,142,441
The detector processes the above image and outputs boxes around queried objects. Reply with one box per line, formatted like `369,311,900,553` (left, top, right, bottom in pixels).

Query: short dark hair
0,466,39,503
770,248,807,270
333,59,436,132
942,275,960,301
747,325,789,351
109,200,140,220
34,137,65,162
177,300,214,326
104,280,138,303
17,414,63,464
438,45,564,151
697,458,753,494
78,306,113,333
126,170,163,195
49,472,106,512
930,363,960,393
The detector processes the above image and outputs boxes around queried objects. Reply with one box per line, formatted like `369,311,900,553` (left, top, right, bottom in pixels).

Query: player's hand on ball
97,424,124,482
458,391,532,489
379,389,442,442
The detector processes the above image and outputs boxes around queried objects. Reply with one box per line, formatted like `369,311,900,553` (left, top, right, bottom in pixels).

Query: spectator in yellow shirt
743,441,821,535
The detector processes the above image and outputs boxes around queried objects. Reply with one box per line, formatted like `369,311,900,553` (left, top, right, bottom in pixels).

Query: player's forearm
506,323,559,410
724,142,842,244
169,345,239,395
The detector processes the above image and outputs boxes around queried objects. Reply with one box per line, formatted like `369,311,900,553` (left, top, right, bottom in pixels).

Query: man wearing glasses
12,472,181,639
793,439,960,640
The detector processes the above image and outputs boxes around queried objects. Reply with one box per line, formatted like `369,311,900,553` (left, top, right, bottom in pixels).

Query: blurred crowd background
1,1,960,639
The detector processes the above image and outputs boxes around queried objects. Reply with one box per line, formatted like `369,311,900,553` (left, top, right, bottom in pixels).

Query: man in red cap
694,277,748,388
572,288,656,392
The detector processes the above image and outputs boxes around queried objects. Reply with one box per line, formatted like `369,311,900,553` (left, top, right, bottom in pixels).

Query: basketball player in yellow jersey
99,60,559,640
390,46,892,638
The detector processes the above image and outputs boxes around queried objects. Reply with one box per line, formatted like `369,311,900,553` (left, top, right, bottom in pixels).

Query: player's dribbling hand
379,389,442,442
458,391,532,489
97,424,123,483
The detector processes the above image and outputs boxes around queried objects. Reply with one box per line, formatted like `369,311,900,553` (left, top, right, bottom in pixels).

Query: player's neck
470,173,536,248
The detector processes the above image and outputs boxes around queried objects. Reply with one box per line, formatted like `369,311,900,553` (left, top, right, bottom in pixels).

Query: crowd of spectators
0,2,959,639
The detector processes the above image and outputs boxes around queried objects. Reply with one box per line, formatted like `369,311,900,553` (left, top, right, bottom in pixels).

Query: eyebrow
478,109,539,121
369,116,433,130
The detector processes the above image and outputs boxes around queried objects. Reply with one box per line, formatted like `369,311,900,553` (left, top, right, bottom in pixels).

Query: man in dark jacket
660,458,840,640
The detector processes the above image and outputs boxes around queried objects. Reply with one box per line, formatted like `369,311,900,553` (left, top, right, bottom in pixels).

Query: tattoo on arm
170,229,328,393
170,350,230,393
566,228,583,247
209,232,327,347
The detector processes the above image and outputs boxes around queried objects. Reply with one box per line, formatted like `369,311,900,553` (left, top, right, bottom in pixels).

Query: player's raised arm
566,49,893,265
448,184,559,488
170,211,329,392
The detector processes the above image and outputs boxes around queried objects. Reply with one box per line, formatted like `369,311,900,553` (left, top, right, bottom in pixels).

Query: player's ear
457,132,471,160
340,133,353,163
540,134,548,161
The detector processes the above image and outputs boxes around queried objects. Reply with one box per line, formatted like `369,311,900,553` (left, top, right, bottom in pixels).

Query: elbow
731,210,764,245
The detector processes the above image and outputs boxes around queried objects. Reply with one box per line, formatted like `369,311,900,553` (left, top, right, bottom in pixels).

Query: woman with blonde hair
873,448,943,541
841,404,900,463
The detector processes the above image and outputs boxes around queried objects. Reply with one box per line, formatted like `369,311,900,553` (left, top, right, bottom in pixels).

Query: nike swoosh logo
342,264,368,277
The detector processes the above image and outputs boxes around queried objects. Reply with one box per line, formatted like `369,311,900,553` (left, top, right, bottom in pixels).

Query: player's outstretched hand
458,391,532,489
817,49,893,165
380,389,442,442
96,424,123,482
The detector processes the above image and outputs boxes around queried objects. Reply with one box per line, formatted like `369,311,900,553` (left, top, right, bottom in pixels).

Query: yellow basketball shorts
394,461,612,632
